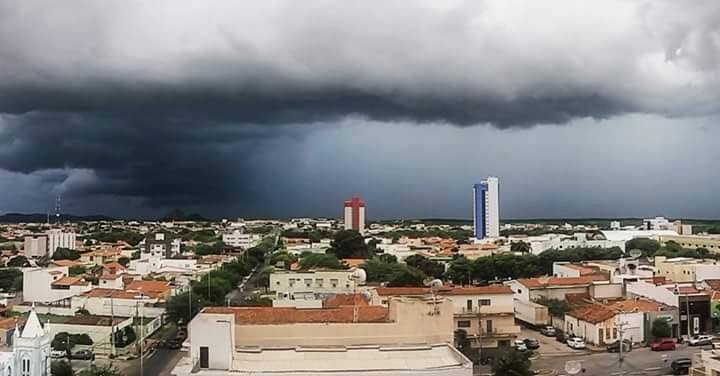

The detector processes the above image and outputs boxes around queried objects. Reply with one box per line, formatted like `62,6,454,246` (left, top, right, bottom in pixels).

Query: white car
567,337,586,349
50,350,66,358
689,335,714,346
513,339,527,351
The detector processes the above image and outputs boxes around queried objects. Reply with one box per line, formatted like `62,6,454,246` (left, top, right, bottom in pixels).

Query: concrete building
642,216,675,231
626,280,710,336
373,286,520,351
653,256,720,283
172,297,472,376
658,234,720,253
46,229,76,257
23,235,48,258
22,267,91,305
144,232,181,258
343,196,366,235
71,288,166,318
270,270,358,297
222,230,261,249
473,177,499,240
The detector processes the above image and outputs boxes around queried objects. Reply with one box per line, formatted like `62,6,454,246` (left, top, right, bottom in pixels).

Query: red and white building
343,196,366,235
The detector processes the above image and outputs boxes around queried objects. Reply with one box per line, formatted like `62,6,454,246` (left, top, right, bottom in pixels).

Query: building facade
0,310,51,376
473,177,499,240
343,197,366,235
270,270,357,297
46,229,76,257
222,231,260,249
23,235,48,258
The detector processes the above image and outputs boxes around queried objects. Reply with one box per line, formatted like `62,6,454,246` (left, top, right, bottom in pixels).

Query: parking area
519,327,589,357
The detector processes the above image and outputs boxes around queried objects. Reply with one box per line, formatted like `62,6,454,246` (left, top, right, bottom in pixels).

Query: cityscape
2,2,720,376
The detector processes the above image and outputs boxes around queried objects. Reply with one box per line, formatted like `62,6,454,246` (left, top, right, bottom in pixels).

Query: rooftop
568,304,616,324
203,305,389,325
51,276,87,287
173,343,470,375
124,280,170,294
516,275,608,289
376,285,512,296
83,288,160,299
606,299,664,313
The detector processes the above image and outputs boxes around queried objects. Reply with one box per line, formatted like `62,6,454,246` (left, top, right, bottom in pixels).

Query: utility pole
686,294,692,338
110,295,115,357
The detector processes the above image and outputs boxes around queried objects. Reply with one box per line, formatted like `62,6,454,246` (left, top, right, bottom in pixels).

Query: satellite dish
629,249,642,258
351,269,367,284
564,360,582,375
430,279,443,293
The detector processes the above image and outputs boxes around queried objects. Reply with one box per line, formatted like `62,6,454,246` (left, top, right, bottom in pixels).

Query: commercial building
626,280,711,336
373,286,520,352
172,297,472,376
658,234,720,253
343,196,366,235
270,269,359,297
46,229,76,257
653,256,720,283
23,234,48,258
473,177,499,240
144,232,181,258
222,230,261,249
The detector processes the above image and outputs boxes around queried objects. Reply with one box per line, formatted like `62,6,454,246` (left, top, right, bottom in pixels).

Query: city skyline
2,2,720,219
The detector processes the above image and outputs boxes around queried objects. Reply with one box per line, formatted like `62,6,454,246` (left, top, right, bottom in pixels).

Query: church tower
13,310,51,376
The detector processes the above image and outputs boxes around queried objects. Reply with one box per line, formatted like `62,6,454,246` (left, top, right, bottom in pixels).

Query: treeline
626,238,718,259
377,228,473,242
88,230,144,246
281,229,334,243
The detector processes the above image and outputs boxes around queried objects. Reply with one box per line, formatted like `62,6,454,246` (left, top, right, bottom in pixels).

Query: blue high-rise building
473,177,499,240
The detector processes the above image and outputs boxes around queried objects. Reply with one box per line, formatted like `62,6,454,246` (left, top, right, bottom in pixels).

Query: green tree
625,238,661,256
360,258,405,283
378,253,397,264
454,329,473,359
36,255,52,267
51,361,73,376
68,266,86,276
326,230,368,259
651,318,671,339
535,296,570,324
246,246,267,264
0,268,23,291
6,255,30,267
445,256,473,285
387,266,426,287
404,255,445,278
491,348,533,376
131,250,141,260
53,248,80,261
299,254,346,270
269,251,297,269
510,241,532,254
166,292,207,324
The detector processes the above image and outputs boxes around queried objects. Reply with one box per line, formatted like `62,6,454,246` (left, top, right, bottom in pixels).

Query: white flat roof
173,344,472,376
601,230,678,242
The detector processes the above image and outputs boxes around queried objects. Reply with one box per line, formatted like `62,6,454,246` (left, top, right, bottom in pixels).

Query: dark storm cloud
1,0,720,213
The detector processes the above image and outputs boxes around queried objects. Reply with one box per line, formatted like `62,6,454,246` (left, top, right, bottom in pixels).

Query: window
457,320,471,328
498,340,510,347
517,289,522,294
466,299,473,310
304,278,312,287
21,358,29,376
315,279,323,288
289,279,295,287
613,328,618,339
486,320,493,333
276,281,280,285
479,299,491,306
330,278,338,287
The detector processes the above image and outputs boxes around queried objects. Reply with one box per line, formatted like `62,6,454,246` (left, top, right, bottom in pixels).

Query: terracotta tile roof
84,288,160,299
568,304,616,324
99,273,122,280
51,260,82,267
103,262,126,272
51,276,87,287
516,275,608,289
203,305,389,325
323,294,369,308
342,259,365,268
376,285,512,297
705,280,720,290
124,280,170,294
565,264,597,276
0,317,25,330
606,299,664,313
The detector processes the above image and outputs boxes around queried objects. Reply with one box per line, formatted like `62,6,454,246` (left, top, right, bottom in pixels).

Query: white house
22,267,91,305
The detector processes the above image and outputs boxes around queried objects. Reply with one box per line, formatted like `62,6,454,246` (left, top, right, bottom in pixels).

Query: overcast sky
1,1,719,220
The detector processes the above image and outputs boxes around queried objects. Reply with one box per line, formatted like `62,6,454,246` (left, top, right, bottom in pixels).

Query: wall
565,315,618,346
22,267,91,304
269,270,355,295
504,281,531,302
231,298,453,348
553,264,580,278
617,311,644,343
626,281,679,307
447,293,514,315
513,299,548,326
695,265,720,282
530,286,589,301
46,317,133,345
71,296,165,318
590,284,623,300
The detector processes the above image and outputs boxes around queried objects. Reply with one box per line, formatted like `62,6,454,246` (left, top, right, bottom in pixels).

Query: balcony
457,306,514,316
474,325,521,338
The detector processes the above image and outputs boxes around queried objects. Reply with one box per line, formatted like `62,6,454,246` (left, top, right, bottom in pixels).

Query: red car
650,338,676,351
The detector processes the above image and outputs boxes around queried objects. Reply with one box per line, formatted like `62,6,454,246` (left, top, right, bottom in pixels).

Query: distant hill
160,209,210,222
0,213,114,223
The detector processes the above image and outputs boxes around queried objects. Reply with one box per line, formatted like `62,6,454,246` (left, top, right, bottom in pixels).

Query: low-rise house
0,317,25,347
565,304,618,346
71,288,165,318
270,269,358,297
222,230,261,249
80,249,122,266
172,297,472,376
626,280,710,336
654,256,720,283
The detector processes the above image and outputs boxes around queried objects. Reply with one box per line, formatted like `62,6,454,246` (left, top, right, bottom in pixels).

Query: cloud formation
1,0,720,214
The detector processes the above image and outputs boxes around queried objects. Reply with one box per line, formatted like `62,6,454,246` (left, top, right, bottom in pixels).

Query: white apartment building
23,235,48,258
473,177,499,240
172,297,471,376
517,232,626,254
46,229,76,257
222,230,261,249
270,270,358,297
643,216,674,231
22,266,91,304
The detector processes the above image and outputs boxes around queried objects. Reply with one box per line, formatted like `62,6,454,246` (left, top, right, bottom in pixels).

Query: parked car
650,338,676,351
689,335,714,346
524,338,540,350
555,331,569,343
70,350,94,360
606,339,632,353
166,338,183,350
49,350,66,359
566,337,586,350
670,358,692,375
513,339,527,351
540,326,556,337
